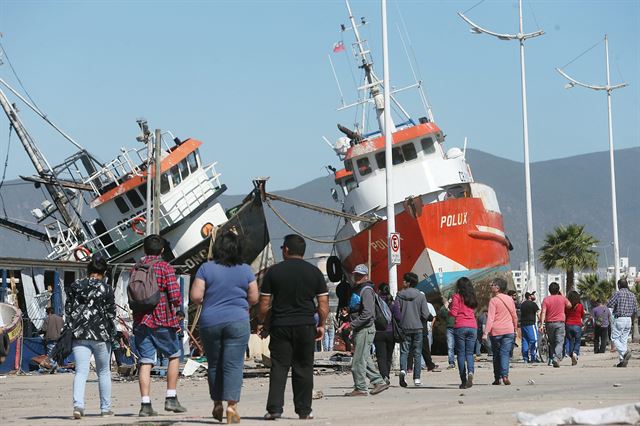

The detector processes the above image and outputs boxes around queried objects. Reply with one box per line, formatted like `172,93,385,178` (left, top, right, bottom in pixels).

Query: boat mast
345,0,395,134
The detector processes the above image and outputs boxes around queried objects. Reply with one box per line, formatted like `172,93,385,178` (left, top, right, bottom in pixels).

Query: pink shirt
542,294,569,322
485,293,518,337
448,293,477,329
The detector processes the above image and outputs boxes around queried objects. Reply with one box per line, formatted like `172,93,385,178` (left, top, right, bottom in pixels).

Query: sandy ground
1,343,639,425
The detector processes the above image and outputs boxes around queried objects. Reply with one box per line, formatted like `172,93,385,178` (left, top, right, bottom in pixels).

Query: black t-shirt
260,258,328,327
520,300,539,326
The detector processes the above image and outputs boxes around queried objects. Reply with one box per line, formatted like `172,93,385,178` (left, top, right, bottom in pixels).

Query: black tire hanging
326,256,343,283
0,332,9,358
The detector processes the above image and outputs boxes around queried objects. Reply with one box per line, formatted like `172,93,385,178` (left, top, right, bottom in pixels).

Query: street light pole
556,35,627,284
459,0,544,292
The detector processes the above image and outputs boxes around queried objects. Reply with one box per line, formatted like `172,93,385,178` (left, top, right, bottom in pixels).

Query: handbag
50,327,73,366
392,316,405,343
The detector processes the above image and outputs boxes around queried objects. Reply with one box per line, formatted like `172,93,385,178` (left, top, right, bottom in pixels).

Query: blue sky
0,0,638,194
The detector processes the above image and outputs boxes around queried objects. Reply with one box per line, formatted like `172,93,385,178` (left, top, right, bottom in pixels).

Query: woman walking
65,254,116,419
565,290,585,365
373,283,398,384
191,230,258,423
483,278,517,385
448,277,478,389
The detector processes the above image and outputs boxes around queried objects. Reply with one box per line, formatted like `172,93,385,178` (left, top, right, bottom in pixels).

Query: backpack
594,312,605,327
127,260,162,314
363,286,392,331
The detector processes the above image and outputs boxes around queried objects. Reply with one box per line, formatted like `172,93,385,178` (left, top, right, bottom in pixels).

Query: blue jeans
72,340,112,411
200,321,250,402
322,326,335,352
490,333,515,380
566,325,582,357
521,325,538,362
133,325,181,364
400,331,423,379
446,328,455,365
454,327,476,383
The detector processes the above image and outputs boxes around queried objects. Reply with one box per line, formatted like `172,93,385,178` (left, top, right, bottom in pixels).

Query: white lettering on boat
370,238,388,251
439,212,468,228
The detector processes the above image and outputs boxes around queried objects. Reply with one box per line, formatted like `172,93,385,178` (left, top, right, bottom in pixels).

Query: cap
352,264,369,275
524,292,531,299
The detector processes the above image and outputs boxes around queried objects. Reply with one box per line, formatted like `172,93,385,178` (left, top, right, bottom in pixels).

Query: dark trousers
266,325,316,416
594,325,609,353
407,331,436,370
341,328,352,352
373,330,394,379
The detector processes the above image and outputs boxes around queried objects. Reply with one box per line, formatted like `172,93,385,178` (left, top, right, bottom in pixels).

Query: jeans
566,325,582,357
322,326,335,352
400,331,423,379
594,325,609,353
72,340,112,411
351,325,384,391
521,325,538,362
200,321,250,402
373,330,394,379
267,325,316,416
446,328,455,365
545,322,565,363
490,333,515,380
454,327,476,383
611,317,632,361
133,325,181,364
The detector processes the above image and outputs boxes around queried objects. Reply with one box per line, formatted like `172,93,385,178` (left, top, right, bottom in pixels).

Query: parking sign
389,232,401,265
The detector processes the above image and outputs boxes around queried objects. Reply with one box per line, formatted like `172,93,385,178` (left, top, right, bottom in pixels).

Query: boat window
392,147,404,165
375,152,386,169
402,143,417,161
344,159,353,172
138,184,147,200
345,177,357,191
160,173,170,194
187,152,198,172
114,196,130,214
170,165,182,187
179,159,190,179
126,189,144,208
421,137,435,154
356,157,372,176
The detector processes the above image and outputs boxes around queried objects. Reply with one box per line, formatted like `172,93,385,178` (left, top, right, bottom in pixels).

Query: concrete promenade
1,343,638,425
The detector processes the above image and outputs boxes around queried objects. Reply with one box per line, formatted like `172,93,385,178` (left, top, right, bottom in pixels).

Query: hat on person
352,264,369,275
524,292,531,299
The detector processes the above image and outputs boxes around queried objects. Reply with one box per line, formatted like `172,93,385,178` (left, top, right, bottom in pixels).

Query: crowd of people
53,232,637,422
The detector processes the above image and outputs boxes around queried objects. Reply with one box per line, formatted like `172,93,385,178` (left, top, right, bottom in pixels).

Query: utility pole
153,129,162,235
556,35,627,284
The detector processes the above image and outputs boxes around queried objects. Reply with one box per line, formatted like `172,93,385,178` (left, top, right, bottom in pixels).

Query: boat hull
0,303,23,372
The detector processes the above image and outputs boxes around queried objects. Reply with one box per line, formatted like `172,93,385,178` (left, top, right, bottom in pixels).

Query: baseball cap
524,292,531,299
352,264,369,275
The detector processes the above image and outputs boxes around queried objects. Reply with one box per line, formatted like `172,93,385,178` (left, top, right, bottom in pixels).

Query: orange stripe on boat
344,123,441,160
90,139,202,208
334,169,353,182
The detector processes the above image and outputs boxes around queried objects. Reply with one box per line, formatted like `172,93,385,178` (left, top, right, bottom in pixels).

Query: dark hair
567,290,581,307
283,234,306,256
548,282,560,295
378,283,391,296
212,230,243,266
143,234,165,256
456,277,478,309
87,254,108,275
617,279,629,289
492,278,508,293
403,272,419,287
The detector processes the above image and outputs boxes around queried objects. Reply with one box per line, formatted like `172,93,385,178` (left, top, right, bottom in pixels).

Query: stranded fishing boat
0,79,272,275
326,2,512,300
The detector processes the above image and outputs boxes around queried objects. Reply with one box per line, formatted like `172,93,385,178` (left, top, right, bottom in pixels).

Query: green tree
577,273,615,304
539,224,599,291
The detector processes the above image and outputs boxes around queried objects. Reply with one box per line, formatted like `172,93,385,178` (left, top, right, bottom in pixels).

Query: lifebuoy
326,256,343,283
73,246,91,261
0,332,9,358
131,216,146,235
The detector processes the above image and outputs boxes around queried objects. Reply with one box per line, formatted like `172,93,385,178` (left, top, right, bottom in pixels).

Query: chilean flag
333,41,345,53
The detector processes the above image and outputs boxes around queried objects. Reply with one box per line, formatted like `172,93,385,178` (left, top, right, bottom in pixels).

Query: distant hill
1,147,638,270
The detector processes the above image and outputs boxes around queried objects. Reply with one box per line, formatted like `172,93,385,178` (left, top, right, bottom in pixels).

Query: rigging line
0,42,42,113
0,125,12,192
561,38,604,70
462,0,486,16
614,57,626,84
527,0,542,33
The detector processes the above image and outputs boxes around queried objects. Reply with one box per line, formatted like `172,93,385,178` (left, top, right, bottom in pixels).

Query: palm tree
576,273,615,304
539,224,599,291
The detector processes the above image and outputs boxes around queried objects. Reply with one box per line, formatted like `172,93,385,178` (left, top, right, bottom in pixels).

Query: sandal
226,405,240,424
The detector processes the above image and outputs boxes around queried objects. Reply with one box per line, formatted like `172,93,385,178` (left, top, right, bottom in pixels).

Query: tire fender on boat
73,246,91,261
131,216,146,236
326,256,343,282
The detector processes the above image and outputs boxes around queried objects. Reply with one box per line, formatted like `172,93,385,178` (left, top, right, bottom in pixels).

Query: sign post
389,232,401,265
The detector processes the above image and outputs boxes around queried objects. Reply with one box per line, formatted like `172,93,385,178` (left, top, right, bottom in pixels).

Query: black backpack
127,260,162,313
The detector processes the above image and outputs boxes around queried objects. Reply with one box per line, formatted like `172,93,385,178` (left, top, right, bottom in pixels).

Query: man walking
539,282,571,368
345,264,390,396
520,292,540,363
394,272,431,387
42,307,64,371
258,234,329,419
591,299,610,354
132,235,186,416
607,279,638,367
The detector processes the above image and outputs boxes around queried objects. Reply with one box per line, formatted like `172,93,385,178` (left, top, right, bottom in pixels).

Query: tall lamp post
459,0,543,292
556,35,627,284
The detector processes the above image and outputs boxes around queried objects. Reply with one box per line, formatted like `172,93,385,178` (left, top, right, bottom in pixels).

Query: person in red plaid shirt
132,235,187,417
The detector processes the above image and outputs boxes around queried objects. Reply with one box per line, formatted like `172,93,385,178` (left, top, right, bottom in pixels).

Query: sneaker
299,412,314,420
459,382,467,389
571,353,578,366
466,373,473,388
72,407,84,420
399,370,408,388
616,362,626,368
344,389,368,397
492,379,501,385
621,351,632,367
370,382,390,395
414,378,422,387
502,376,511,386
552,360,560,368
447,364,456,370
165,396,187,413
100,410,114,417
427,364,439,372
263,412,283,420
139,403,158,417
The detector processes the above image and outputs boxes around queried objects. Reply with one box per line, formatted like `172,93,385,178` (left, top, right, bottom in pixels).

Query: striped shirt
607,288,638,318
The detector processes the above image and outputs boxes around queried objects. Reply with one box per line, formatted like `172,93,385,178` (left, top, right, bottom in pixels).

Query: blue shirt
196,261,255,328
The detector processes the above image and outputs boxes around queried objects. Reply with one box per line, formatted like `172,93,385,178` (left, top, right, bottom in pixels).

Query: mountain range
1,147,638,272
